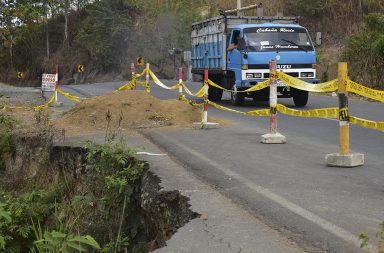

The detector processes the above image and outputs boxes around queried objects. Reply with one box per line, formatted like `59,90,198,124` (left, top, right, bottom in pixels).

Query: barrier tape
136,80,151,93
182,83,207,98
276,104,338,118
347,80,384,103
116,80,135,91
1,94,56,111
58,89,82,103
208,100,270,116
1,105,28,110
34,94,55,111
147,70,179,90
207,79,270,93
277,72,338,92
133,69,147,79
350,116,384,132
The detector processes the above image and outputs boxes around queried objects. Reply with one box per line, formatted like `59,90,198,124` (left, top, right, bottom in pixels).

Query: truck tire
292,88,308,107
208,75,223,101
231,90,245,105
253,88,269,102
208,86,223,101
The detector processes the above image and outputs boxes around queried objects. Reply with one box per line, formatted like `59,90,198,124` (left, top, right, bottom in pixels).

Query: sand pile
54,90,203,132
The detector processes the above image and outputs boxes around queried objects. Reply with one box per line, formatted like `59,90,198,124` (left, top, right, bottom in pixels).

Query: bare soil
54,90,220,134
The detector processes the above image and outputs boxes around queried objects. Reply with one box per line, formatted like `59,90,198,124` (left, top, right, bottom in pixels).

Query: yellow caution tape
277,72,338,92
350,116,384,132
148,70,179,90
276,104,338,118
1,105,28,110
182,83,207,98
1,94,56,111
116,81,135,91
207,79,270,93
133,69,146,79
34,94,55,111
247,108,271,116
347,79,384,103
208,100,270,116
58,89,82,103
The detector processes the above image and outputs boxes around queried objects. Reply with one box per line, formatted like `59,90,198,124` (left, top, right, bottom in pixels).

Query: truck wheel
231,90,245,105
292,88,308,107
208,76,223,101
208,86,223,101
253,88,269,102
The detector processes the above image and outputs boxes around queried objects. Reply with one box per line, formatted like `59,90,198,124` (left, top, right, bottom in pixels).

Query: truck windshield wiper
281,39,308,52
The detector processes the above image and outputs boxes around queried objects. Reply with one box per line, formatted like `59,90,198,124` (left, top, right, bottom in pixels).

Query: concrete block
325,153,364,168
193,122,220,129
261,132,286,144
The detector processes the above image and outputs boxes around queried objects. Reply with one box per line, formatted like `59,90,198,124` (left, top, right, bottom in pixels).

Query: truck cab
191,15,318,106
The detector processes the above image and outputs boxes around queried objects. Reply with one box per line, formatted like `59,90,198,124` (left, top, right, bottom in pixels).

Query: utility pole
237,0,243,16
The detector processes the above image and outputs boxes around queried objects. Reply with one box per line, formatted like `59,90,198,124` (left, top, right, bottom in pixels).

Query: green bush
343,13,384,88
0,114,16,171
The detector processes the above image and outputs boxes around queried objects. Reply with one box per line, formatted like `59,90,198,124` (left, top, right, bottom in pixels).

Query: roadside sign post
261,60,286,144
325,62,364,167
42,74,56,92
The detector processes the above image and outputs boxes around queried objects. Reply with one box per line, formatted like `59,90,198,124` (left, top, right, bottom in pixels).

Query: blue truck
191,11,319,106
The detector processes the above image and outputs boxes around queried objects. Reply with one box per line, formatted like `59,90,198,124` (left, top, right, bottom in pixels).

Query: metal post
178,67,183,100
55,65,59,103
269,60,278,134
145,63,150,93
130,63,136,90
193,69,219,129
261,60,286,143
203,69,209,125
325,62,364,167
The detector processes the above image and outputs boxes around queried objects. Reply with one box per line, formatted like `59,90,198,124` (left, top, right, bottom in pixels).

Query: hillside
1,0,384,88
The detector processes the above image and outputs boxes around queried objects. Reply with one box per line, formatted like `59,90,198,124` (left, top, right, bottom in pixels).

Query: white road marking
136,151,167,156
156,131,377,252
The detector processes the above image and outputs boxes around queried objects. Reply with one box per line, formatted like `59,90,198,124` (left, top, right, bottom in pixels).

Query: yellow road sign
137,57,144,66
78,64,84,73
17,72,23,79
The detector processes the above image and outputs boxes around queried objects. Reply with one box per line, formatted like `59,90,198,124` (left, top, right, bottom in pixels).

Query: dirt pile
54,90,203,132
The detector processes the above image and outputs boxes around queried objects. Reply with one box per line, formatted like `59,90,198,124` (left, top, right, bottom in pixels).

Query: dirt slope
54,90,204,132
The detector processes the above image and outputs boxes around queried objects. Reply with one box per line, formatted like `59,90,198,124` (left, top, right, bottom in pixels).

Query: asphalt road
59,79,384,253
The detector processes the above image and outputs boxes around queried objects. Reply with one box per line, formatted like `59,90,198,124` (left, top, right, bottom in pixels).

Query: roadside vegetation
0,112,196,252
1,0,384,86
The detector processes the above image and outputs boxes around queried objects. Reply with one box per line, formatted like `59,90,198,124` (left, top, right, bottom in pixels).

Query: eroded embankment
0,115,197,252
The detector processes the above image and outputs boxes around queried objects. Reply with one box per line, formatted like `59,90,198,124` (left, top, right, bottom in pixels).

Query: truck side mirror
237,38,246,50
315,32,322,46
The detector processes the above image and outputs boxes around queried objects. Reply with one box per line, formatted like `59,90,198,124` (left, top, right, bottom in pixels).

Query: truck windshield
243,27,314,52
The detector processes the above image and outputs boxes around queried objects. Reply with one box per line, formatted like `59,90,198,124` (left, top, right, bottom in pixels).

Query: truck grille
264,72,299,78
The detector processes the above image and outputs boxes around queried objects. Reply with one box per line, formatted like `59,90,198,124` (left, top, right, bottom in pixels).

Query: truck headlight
246,73,254,79
301,72,314,78
246,73,262,79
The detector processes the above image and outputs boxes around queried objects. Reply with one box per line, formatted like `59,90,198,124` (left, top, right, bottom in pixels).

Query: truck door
227,30,242,77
